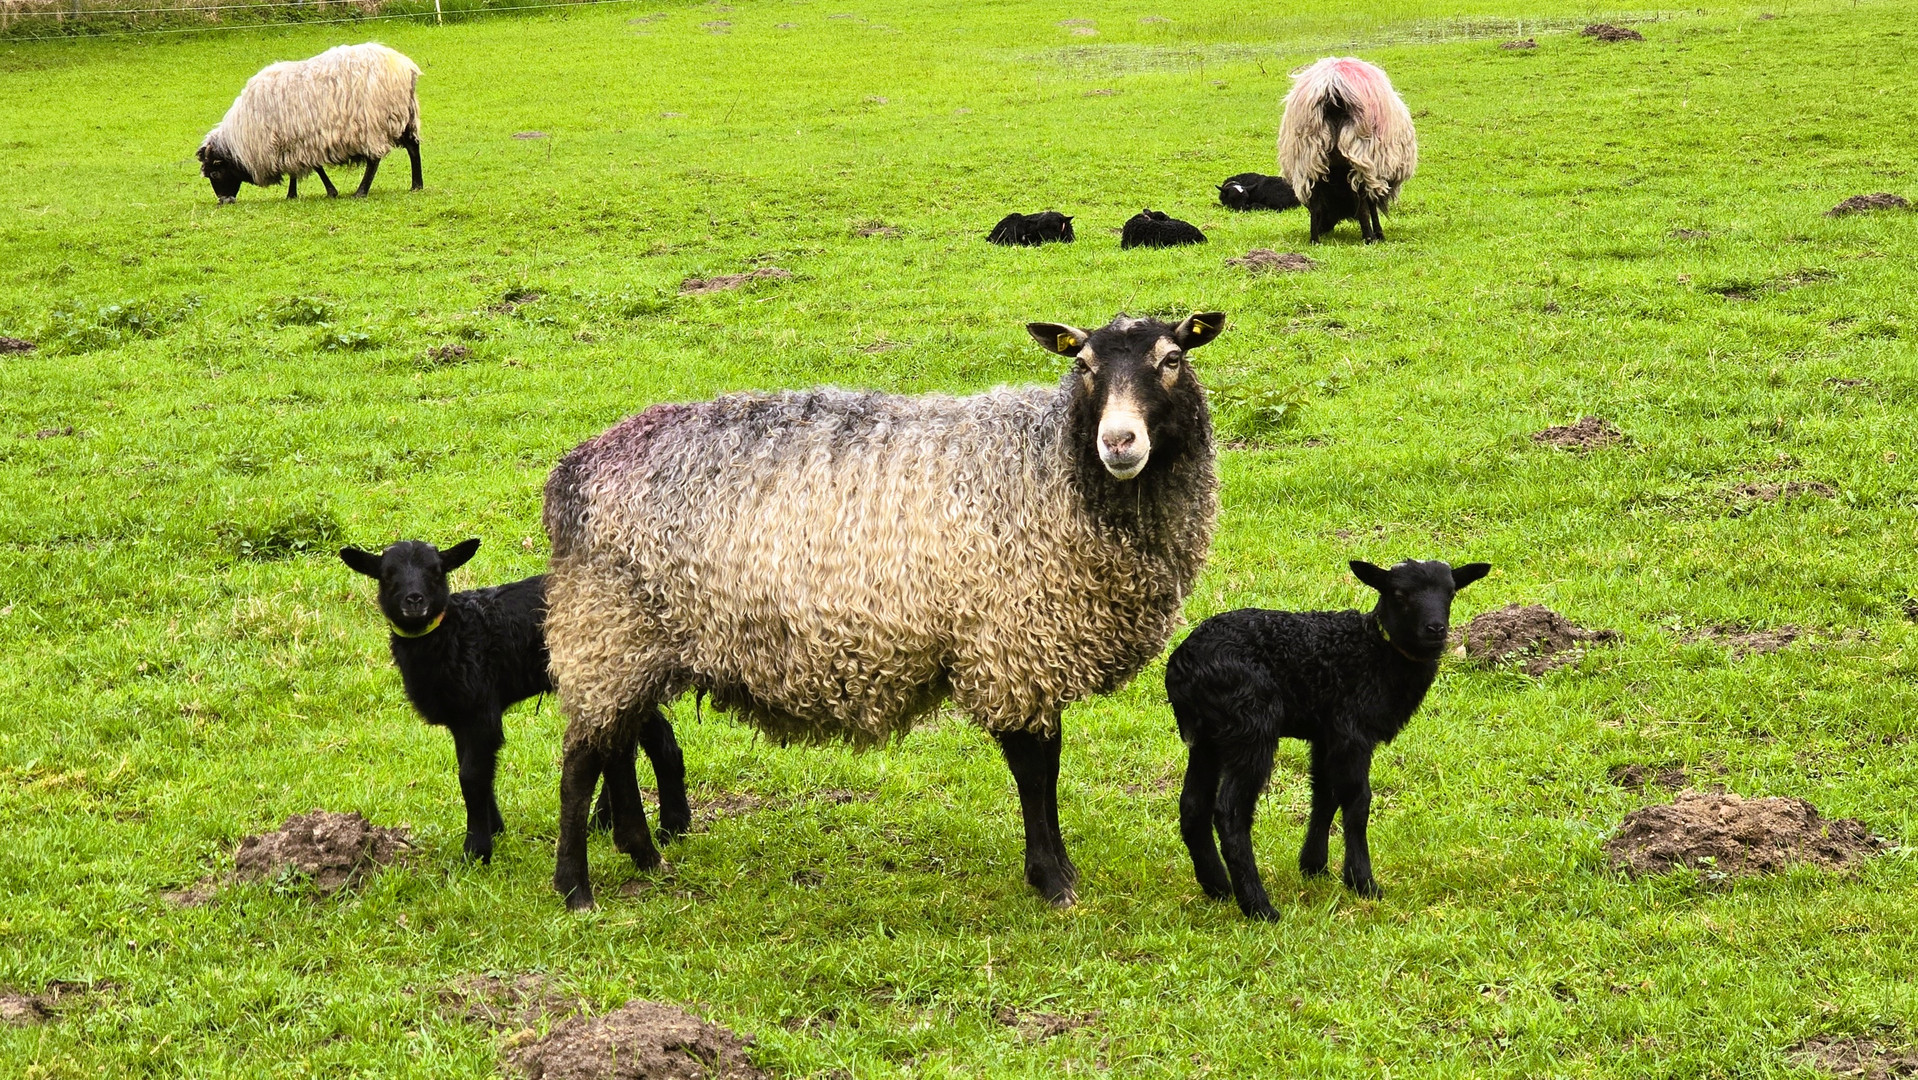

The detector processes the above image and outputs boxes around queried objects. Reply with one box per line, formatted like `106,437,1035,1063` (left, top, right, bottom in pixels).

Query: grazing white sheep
1277,57,1416,242
197,42,422,204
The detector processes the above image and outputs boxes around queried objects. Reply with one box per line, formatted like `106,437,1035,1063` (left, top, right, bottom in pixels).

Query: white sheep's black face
1028,312,1227,481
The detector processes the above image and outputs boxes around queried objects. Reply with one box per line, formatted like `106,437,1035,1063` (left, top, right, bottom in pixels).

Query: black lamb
1121,209,1206,249
339,538,691,863
1164,558,1490,920
986,210,1076,246
1217,172,1301,212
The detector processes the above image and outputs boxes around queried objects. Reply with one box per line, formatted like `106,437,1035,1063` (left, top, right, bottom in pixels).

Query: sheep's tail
1278,56,1417,204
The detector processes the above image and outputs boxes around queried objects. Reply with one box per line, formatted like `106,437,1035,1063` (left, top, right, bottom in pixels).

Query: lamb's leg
590,777,614,832
553,740,602,910
399,131,423,190
1333,743,1381,897
1307,200,1329,244
997,725,1076,907
1299,740,1338,878
1179,740,1231,902
600,728,662,871
314,167,339,198
286,175,299,199
353,156,381,198
452,722,505,863
1369,202,1386,243
638,707,691,839
1214,751,1278,921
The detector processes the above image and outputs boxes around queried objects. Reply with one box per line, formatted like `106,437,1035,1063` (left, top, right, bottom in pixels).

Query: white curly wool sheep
1278,56,1417,242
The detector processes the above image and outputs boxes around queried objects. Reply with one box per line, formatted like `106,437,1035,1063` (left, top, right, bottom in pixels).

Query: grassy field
3,0,1917,1074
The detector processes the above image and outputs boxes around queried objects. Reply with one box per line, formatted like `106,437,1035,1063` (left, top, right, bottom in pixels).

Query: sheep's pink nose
1102,430,1136,454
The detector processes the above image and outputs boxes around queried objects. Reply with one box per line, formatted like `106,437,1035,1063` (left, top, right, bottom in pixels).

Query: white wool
202,43,420,183
1278,56,1417,205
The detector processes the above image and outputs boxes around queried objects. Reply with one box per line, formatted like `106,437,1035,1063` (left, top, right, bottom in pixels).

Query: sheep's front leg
353,156,381,197
451,721,505,863
1179,740,1231,902
1213,750,1278,920
553,740,602,910
638,707,691,839
997,724,1077,907
1331,743,1381,898
314,166,339,198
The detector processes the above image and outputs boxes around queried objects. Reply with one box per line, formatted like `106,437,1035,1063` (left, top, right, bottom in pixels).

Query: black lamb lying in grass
1165,558,1490,920
987,210,1075,246
1218,172,1301,212
340,538,691,862
1121,209,1206,249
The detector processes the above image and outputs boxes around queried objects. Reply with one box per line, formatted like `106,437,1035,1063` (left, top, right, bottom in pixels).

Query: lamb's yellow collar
389,611,445,638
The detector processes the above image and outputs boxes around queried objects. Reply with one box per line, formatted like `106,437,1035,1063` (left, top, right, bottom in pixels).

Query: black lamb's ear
1451,562,1493,590
1027,322,1092,357
441,537,481,572
339,546,383,578
1349,560,1393,592
1174,312,1226,349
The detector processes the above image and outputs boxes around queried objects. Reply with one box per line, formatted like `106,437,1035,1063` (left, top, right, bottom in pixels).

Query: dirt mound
1826,193,1909,217
1,982,97,1026
995,1005,1102,1042
1605,790,1887,877
1459,604,1617,674
1499,38,1536,49
1609,763,1690,791
1791,1035,1918,1078
1670,228,1709,239
508,1000,765,1079
33,426,75,439
233,811,414,893
1582,23,1644,41
440,973,586,1029
853,220,900,238
0,337,34,354
1227,249,1316,273
1532,416,1623,451
679,268,792,295
1729,480,1836,504
1681,624,1801,657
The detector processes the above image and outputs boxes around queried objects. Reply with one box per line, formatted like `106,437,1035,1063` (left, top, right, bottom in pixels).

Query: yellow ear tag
1057,333,1077,351
1191,319,1211,335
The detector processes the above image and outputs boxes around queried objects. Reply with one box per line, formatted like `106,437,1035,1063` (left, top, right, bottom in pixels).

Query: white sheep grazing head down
1027,312,1225,481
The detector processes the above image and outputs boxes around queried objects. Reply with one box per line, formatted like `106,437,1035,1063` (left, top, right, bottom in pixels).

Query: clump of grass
268,296,333,327
41,297,193,354
216,498,343,560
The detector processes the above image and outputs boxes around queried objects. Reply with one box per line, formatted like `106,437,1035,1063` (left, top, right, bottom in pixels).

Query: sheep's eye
1162,353,1183,369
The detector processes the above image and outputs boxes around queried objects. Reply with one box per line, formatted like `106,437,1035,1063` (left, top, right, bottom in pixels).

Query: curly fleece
201,43,420,184
544,368,1218,750
1278,56,1417,205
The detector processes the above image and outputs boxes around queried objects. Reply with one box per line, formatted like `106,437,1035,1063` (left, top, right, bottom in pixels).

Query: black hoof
556,877,595,911
1242,902,1281,922
629,848,664,873
1344,873,1383,899
464,838,494,864
1198,880,1232,901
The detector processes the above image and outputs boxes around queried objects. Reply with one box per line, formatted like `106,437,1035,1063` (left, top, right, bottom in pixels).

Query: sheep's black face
1029,312,1224,481
340,538,480,634
1351,559,1492,661
197,144,248,204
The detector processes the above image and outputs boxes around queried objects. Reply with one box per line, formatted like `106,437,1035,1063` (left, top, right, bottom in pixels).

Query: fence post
435,0,442,22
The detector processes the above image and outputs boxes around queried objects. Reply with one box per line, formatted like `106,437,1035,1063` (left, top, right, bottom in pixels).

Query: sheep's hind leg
638,707,691,839
1214,751,1278,921
1369,202,1386,243
286,175,298,199
553,740,603,910
997,724,1077,907
353,156,381,197
399,132,423,190
1179,740,1232,902
601,726,662,872
314,167,339,198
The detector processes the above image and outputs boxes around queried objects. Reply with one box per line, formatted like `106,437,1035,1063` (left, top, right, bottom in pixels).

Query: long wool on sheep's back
1278,56,1417,204
207,43,419,183
543,382,1218,748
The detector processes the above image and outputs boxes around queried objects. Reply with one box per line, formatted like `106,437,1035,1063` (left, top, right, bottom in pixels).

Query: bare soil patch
233,811,414,893
1605,790,1887,877
1826,193,1909,217
1532,416,1623,451
1790,1035,1918,1078
1669,228,1709,239
1609,763,1690,791
0,336,34,353
159,883,216,908
1499,38,1536,49
995,1005,1102,1042
440,973,586,1030
1681,624,1801,658
1227,249,1316,273
853,220,900,238
1582,22,1643,41
424,343,471,365
491,289,545,314
508,1000,765,1079
32,426,75,439
1458,604,1617,675
512,131,549,140
1,981,98,1026
679,268,792,295
1729,480,1836,504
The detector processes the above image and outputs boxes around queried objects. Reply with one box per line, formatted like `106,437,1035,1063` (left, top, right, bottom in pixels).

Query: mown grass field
3,0,1916,1074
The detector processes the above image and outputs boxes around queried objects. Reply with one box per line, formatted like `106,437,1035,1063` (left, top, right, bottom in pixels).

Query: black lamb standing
339,538,691,863
1165,558,1490,920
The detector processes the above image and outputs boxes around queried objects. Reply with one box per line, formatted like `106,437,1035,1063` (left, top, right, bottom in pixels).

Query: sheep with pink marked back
1278,57,1417,242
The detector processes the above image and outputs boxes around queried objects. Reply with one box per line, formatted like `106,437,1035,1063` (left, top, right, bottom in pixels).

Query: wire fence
0,0,644,39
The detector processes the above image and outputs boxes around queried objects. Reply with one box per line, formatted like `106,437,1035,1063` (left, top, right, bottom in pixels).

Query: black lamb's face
1029,312,1225,481
197,143,247,204
1350,559,1492,660
339,538,480,632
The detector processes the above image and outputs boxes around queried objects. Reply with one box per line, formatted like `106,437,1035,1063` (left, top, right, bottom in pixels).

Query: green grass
3,0,1917,1075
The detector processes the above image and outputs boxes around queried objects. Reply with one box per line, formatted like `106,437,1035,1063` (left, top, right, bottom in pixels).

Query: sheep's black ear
1349,560,1393,592
339,546,383,579
441,538,481,573
1174,312,1226,349
1028,322,1092,356
1451,562,1492,590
